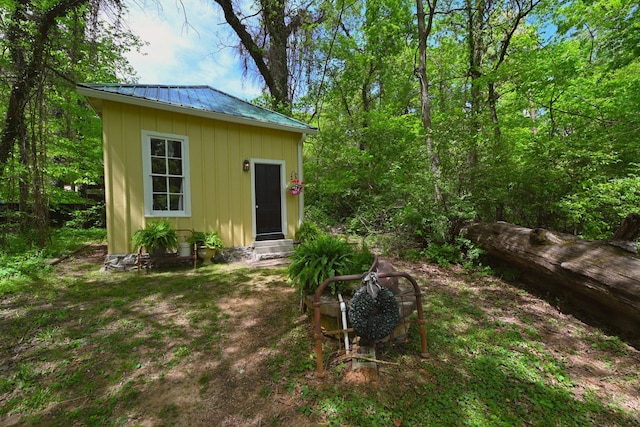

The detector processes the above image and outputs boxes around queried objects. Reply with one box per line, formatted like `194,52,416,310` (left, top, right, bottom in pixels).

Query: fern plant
288,234,355,296
294,221,323,243
187,230,224,250
131,219,178,254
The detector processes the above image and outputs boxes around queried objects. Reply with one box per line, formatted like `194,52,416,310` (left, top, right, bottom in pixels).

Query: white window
141,130,191,217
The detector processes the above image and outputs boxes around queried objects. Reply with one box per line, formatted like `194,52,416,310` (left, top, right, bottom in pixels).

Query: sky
122,0,264,100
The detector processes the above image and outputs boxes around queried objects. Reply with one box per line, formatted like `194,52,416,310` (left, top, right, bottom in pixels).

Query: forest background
0,0,638,255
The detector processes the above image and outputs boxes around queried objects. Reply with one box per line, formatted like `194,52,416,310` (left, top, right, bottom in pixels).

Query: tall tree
303,0,423,228
1,0,97,175
415,0,441,200
0,0,134,242
465,0,540,150
212,0,325,113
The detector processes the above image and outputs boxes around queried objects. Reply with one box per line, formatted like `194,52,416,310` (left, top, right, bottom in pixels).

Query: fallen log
463,221,640,336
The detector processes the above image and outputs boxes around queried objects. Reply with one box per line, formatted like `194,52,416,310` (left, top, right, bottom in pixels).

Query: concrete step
253,239,294,260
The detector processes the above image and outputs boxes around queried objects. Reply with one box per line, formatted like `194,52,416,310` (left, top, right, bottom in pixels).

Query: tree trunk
466,0,484,167
214,0,282,105
1,0,89,173
415,0,442,201
463,221,640,336
259,0,290,112
0,0,91,240
610,213,640,241
214,0,300,113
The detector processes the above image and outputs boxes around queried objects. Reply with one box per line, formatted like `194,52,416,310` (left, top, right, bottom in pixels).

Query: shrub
288,235,370,296
302,205,334,229
352,242,375,273
294,221,323,243
203,232,224,250
422,237,484,268
187,231,224,250
131,219,178,253
556,174,640,239
66,204,106,229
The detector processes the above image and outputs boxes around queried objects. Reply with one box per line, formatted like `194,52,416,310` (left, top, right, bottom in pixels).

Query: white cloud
122,0,263,100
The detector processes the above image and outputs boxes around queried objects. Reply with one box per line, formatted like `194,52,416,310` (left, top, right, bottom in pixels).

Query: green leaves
287,234,372,295
131,219,179,252
0,0,140,242
304,0,640,244
556,173,640,238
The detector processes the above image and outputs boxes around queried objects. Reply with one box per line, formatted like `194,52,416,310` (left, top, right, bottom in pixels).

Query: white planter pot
178,242,192,257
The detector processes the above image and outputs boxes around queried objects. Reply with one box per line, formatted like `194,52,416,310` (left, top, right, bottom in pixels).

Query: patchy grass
0,227,106,297
0,245,639,426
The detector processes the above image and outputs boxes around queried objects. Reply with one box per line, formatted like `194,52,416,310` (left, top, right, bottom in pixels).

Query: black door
255,163,284,240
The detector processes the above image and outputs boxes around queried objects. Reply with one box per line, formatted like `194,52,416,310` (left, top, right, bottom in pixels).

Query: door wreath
348,285,400,341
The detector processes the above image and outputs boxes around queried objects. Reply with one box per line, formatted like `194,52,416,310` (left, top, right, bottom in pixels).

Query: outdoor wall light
242,159,250,172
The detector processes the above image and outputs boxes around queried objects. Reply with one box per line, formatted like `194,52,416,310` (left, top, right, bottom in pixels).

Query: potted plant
132,219,178,255
287,234,374,332
188,230,224,265
187,231,207,246
178,236,193,257
287,172,305,195
288,234,365,298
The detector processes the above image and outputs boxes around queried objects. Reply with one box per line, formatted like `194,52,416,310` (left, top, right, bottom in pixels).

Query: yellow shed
77,84,317,259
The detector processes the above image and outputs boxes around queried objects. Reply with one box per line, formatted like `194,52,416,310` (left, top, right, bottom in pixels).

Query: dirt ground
49,244,320,426
49,244,640,426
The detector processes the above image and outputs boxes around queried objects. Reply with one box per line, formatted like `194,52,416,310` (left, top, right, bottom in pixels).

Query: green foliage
419,237,485,269
294,221,323,243
302,205,334,230
203,232,224,250
131,219,178,253
556,172,640,239
288,234,352,295
187,231,207,246
187,231,225,250
302,0,640,249
288,234,370,295
351,242,375,273
0,227,105,295
48,227,106,255
423,242,462,267
0,0,140,243
65,204,106,229
393,203,452,245
0,251,47,294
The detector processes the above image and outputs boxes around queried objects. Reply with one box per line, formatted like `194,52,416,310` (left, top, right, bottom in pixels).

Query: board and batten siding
101,100,303,254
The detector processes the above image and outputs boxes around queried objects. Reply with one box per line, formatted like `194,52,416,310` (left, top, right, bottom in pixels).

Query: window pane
151,158,166,174
169,195,183,210
145,133,188,215
168,159,182,175
169,177,183,193
150,138,165,156
152,176,167,192
153,194,168,210
167,140,182,158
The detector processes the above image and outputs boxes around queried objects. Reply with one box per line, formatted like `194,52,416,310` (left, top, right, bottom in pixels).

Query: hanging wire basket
288,172,305,195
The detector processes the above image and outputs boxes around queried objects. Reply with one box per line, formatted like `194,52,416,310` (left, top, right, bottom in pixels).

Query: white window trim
141,129,192,218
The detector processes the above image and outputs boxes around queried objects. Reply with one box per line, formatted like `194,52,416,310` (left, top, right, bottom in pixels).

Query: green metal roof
76,83,317,134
